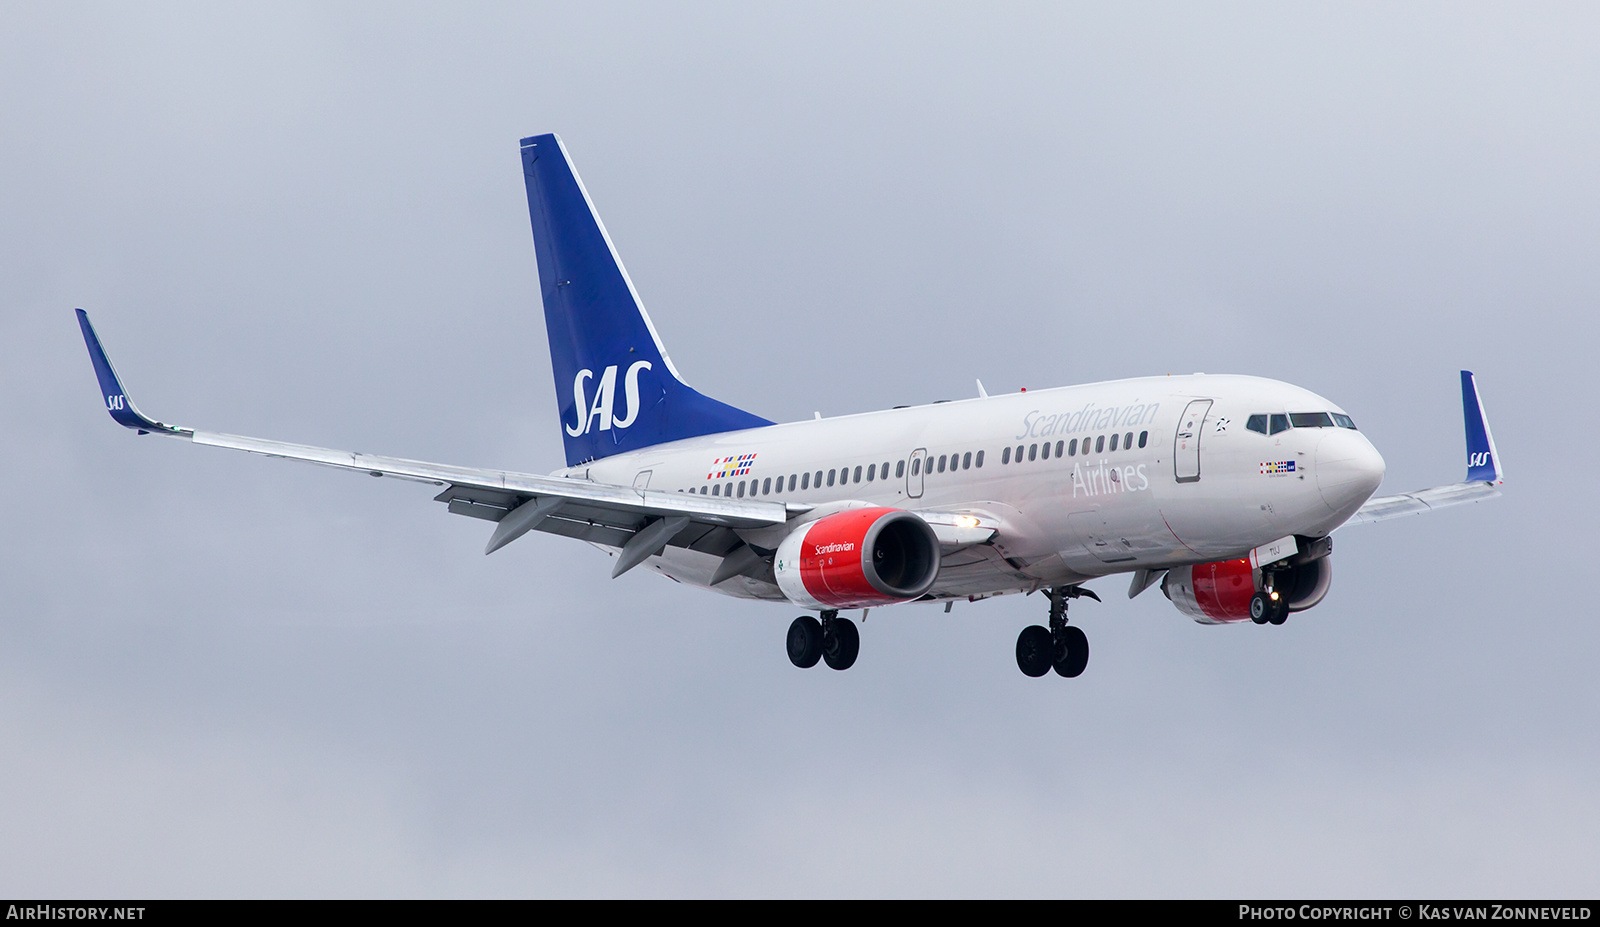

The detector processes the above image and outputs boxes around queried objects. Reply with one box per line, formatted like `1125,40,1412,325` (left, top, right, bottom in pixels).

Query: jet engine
774,507,940,609
1162,539,1333,624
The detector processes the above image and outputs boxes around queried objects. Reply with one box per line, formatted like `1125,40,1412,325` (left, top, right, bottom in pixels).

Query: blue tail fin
520,134,772,467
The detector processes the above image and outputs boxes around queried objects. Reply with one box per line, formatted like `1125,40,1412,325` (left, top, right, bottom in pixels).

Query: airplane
74,132,1504,678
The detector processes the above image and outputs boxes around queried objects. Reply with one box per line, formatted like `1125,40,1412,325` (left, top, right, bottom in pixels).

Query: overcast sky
2,2,1597,897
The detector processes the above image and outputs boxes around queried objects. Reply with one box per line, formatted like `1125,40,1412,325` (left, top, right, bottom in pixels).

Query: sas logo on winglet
1260,460,1296,476
566,361,652,437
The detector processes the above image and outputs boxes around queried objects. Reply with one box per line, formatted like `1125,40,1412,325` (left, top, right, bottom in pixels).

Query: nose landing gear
1249,576,1289,625
1016,586,1095,678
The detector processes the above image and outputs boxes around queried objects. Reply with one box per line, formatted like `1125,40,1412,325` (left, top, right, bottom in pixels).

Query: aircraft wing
75,310,788,566
1343,370,1503,527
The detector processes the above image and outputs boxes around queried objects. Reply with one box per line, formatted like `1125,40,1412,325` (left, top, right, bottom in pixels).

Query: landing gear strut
1016,586,1094,678
788,610,859,670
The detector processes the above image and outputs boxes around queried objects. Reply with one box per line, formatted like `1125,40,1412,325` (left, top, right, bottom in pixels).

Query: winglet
74,309,190,436
1461,370,1502,484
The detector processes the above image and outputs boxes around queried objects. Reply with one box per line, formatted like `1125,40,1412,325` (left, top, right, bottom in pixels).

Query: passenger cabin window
895,460,905,478
1068,439,1077,456
1028,444,1037,461
975,450,984,467
1095,435,1105,453
1002,447,1011,464
937,455,946,473
1109,433,1119,452
1124,432,1133,449
911,458,921,475
801,472,810,490
814,470,823,487
882,460,890,476
1270,414,1289,435
1138,430,1148,448
1015,445,1024,461
962,452,972,470
712,484,720,496
1040,442,1050,460
867,463,876,482
1247,415,1268,435
789,474,797,491
853,466,862,483
827,469,836,487
763,477,772,495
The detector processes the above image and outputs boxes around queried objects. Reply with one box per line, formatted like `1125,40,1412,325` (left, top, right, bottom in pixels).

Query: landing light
953,515,981,528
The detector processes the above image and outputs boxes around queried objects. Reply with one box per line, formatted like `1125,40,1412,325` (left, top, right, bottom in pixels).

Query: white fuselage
560,374,1386,603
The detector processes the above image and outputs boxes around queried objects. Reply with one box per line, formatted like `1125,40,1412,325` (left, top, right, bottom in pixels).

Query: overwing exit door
907,448,927,499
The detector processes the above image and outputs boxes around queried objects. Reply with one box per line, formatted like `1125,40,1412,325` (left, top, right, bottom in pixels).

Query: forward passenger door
1174,400,1213,483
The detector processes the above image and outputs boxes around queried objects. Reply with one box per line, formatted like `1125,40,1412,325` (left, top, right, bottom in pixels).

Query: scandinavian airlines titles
1071,459,1150,498
1017,401,1161,441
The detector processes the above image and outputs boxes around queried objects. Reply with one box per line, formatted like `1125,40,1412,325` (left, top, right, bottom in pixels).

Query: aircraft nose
1315,429,1386,517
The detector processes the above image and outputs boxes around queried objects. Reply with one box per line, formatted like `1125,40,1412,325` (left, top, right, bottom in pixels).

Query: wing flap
190,429,787,528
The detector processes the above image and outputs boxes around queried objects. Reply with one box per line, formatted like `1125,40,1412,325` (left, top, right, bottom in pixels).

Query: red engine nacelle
773,507,941,609
1163,555,1333,624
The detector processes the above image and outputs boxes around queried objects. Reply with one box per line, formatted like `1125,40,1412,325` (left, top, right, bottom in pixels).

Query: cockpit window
1255,411,1354,432
1289,412,1335,428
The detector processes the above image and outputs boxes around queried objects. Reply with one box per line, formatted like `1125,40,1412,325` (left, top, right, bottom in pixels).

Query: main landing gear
1016,586,1095,678
787,610,859,670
